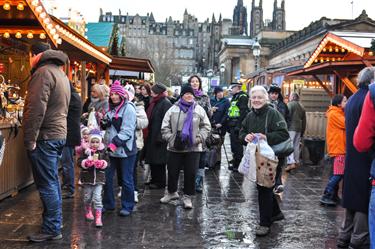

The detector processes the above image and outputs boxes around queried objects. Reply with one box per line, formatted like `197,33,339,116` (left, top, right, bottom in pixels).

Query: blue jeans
370,186,375,249
325,174,343,194
27,139,65,235
103,155,136,212
61,146,75,194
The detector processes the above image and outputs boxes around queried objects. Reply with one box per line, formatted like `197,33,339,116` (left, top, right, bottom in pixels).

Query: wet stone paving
0,139,344,249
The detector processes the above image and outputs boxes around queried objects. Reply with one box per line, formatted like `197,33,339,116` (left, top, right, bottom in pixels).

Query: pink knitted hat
110,80,127,98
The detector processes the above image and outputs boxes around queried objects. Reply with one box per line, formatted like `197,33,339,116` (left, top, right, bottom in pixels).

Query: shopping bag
87,109,99,130
258,139,275,160
256,144,279,188
238,142,257,182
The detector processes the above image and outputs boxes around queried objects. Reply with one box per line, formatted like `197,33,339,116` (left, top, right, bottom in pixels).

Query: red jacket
354,93,375,152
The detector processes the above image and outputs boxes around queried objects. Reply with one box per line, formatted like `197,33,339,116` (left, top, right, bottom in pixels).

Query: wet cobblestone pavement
0,140,344,248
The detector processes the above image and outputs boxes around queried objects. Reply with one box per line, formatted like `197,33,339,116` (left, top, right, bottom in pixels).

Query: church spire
238,0,243,6
281,0,285,9
274,0,278,9
252,0,255,7
260,0,263,8
212,13,216,23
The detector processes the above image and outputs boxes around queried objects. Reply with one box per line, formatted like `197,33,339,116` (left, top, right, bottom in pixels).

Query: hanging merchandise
0,131,5,167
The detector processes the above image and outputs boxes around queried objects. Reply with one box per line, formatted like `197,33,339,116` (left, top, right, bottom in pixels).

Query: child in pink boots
78,129,108,227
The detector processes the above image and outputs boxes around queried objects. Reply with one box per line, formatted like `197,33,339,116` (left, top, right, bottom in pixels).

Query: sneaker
271,212,285,222
160,192,179,204
28,232,62,242
182,195,193,209
62,190,74,199
255,225,270,236
117,187,122,198
134,191,139,203
118,209,131,217
274,185,284,194
320,193,337,206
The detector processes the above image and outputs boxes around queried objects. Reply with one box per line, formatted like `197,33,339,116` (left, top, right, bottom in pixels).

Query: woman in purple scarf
160,84,211,209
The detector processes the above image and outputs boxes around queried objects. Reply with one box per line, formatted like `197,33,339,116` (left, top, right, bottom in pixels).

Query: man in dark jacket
61,83,82,199
145,83,172,189
338,67,374,248
227,83,249,171
23,42,71,242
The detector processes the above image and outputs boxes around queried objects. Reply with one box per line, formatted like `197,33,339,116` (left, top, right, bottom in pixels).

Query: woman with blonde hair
82,83,110,126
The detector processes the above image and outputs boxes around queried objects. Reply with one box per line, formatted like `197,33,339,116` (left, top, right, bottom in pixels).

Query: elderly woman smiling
239,85,289,236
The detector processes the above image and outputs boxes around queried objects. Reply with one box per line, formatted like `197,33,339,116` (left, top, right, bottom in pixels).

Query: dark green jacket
239,104,289,146
287,101,306,134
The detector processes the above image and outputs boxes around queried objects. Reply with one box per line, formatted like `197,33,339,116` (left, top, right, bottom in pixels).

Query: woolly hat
124,84,135,101
80,125,89,136
268,84,281,94
180,84,195,97
89,129,102,143
110,80,127,98
30,42,51,56
151,83,167,94
214,86,223,95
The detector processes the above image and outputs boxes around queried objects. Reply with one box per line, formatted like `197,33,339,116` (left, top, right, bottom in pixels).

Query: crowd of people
22,43,374,248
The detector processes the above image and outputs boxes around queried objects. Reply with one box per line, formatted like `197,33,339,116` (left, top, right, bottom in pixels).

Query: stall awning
110,56,155,74
51,16,112,65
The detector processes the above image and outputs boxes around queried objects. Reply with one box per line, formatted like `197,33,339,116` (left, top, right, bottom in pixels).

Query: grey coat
161,103,211,153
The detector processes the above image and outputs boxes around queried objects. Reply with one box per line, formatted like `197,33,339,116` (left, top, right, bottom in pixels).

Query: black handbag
173,111,188,151
206,128,221,149
265,110,294,157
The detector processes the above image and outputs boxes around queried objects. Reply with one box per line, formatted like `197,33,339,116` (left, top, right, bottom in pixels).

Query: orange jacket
326,106,346,156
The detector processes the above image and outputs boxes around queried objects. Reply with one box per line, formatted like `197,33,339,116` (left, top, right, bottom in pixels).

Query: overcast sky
42,0,375,31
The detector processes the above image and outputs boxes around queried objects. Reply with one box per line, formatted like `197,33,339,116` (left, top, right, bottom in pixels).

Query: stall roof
51,16,112,65
86,22,114,47
110,56,155,73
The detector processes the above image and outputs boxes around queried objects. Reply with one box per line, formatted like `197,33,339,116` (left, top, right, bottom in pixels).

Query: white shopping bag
238,142,257,182
258,139,276,160
87,109,99,130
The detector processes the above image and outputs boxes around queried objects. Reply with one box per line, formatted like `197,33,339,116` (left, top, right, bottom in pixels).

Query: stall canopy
0,0,61,46
288,31,375,94
110,56,155,75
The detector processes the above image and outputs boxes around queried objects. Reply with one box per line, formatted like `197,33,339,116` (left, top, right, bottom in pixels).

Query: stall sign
0,63,4,73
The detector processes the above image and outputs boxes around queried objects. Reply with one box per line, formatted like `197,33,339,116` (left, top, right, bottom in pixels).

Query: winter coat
227,91,249,130
78,146,108,185
66,83,82,146
343,87,371,213
195,93,212,117
75,139,90,158
161,103,211,152
210,96,230,136
145,97,172,164
326,106,346,156
270,99,289,122
23,50,71,150
287,100,306,134
104,101,137,158
239,104,290,146
135,100,148,150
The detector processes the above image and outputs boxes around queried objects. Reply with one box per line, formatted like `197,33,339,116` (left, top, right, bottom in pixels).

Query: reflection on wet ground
0,138,343,248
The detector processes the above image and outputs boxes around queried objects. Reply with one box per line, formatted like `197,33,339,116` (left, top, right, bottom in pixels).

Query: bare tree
125,36,182,85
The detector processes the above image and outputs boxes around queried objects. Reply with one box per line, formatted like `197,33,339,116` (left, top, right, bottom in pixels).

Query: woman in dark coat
337,67,374,248
145,83,172,189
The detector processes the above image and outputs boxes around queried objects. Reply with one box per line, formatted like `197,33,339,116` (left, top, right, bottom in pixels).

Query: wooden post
81,61,87,103
312,75,334,97
333,70,358,94
105,67,110,84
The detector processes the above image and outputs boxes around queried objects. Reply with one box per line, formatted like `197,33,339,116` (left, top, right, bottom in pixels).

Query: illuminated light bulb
17,2,24,11
3,2,10,10
320,58,324,63
3,32,10,38
341,48,345,53
35,6,43,12
55,25,60,29
31,0,39,6
40,12,46,18
27,32,34,39
57,38,62,44
369,51,374,56
39,33,46,39
314,59,318,63
53,34,59,40
50,29,56,35
332,58,336,62
323,47,326,52
329,47,333,52
43,18,50,24
47,23,53,30
335,47,339,52
15,32,22,39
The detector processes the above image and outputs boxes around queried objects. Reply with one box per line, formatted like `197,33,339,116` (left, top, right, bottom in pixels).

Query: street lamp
252,39,261,71
220,63,226,86
207,69,214,91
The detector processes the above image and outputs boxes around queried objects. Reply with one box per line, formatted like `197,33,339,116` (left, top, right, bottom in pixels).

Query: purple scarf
178,99,195,146
194,89,203,97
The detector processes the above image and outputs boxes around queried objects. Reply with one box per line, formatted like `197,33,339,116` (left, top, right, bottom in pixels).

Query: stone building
232,0,248,35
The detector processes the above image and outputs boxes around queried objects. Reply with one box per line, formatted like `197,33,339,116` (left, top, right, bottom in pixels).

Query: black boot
320,191,336,206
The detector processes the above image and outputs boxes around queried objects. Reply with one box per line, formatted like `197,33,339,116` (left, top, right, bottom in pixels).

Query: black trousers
275,157,286,187
167,152,200,196
229,127,243,168
150,163,166,188
257,184,282,227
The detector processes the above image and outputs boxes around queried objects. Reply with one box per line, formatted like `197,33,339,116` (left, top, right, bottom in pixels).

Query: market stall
109,56,155,84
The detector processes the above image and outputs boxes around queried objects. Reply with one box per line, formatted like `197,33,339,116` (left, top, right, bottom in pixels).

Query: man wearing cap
210,86,230,168
145,83,172,189
227,83,249,171
23,42,71,242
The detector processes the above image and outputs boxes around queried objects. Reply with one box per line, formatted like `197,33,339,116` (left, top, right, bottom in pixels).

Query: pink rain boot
85,205,94,221
95,209,103,227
